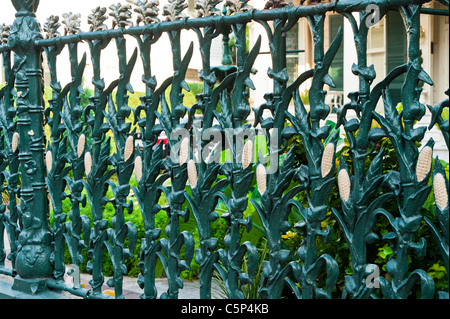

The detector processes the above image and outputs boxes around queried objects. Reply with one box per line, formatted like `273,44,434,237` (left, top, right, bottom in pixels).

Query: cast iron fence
0,0,448,299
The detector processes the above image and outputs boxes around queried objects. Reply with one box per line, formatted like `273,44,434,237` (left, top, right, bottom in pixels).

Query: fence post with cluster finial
8,0,54,291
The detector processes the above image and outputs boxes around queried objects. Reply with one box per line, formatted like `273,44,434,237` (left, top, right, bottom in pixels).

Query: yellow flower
282,231,296,239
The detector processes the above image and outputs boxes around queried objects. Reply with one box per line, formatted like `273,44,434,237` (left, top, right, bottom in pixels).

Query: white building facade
248,0,449,160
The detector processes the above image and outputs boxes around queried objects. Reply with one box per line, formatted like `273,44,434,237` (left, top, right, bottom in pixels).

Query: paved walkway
1,233,224,299
80,274,224,299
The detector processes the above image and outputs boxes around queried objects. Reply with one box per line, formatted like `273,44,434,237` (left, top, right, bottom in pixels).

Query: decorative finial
0,24,11,45
109,2,133,29
87,6,108,32
127,0,160,25
195,0,222,17
62,12,81,35
43,15,61,39
162,0,188,21
264,0,291,10
225,0,251,14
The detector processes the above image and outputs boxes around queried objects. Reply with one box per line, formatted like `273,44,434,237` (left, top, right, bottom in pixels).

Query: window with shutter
386,10,407,106
328,15,344,92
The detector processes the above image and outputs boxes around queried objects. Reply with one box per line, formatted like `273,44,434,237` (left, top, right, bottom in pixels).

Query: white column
342,13,358,106
249,21,271,110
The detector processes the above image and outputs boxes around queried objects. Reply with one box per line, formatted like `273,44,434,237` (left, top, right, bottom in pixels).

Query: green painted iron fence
0,0,448,299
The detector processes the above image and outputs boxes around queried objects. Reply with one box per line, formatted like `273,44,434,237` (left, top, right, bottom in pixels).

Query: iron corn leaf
232,241,258,285
403,126,427,143
194,248,203,266
331,207,352,243
184,191,198,218
146,146,165,184
365,148,385,185
365,192,395,224
305,253,339,299
311,177,335,204
277,249,291,264
207,177,229,197
383,88,403,133
290,90,310,133
395,269,435,299
427,99,449,130
402,184,432,218
272,169,295,198
233,167,254,197
310,125,331,139
383,170,402,196
424,217,449,267
274,185,305,222
231,36,261,116
323,26,343,74
106,228,116,248
357,175,384,207
284,265,303,299
173,232,195,272
99,168,117,188
156,93,173,134
195,193,220,218
308,205,329,223
176,41,194,83
121,48,138,92
281,125,297,140
118,161,135,185
369,64,407,109
210,72,236,110
343,118,359,132
279,144,297,175
200,162,221,192
250,198,269,231
131,185,145,213
408,237,427,259
123,222,138,259
382,231,397,247
240,215,252,234
283,69,313,119
399,214,424,234
229,197,248,214
72,53,87,91
217,90,234,129
372,111,398,142
261,259,272,280
344,275,356,295
208,211,219,223
242,35,261,78
322,73,335,88
158,238,170,258
81,180,94,210
118,122,132,135
368,127,387,142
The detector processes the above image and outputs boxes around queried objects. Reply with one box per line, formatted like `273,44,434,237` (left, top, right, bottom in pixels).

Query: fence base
0,275,79,299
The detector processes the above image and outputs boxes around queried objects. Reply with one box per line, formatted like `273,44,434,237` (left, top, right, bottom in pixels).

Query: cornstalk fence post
8,0,53,291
